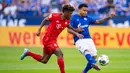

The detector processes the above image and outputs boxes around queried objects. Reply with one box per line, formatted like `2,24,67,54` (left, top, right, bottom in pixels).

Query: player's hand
109,12,116,18
76,33,84,39
76,27,84,32
36,30,41,36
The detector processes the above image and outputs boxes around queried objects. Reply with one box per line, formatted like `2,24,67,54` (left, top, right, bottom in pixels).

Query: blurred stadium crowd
0,0,130,18
0,0,130,27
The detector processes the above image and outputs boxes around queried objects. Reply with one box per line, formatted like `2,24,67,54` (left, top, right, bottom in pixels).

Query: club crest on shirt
65,22,68,25
84,18,87,20
56,24,61,29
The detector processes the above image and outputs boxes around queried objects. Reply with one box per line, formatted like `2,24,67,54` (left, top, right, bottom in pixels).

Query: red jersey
42,13,70,55
44,13,70,40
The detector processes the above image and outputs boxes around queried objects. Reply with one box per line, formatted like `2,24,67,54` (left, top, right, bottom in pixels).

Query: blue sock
83,54,96,73
85,54,96,64
83,63,92,73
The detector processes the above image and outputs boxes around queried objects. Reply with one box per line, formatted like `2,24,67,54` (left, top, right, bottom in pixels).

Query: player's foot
20,48,29,60
91,63,101,70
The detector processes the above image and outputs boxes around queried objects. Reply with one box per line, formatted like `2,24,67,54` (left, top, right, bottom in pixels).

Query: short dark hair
62,4,75,12
78,4,88,9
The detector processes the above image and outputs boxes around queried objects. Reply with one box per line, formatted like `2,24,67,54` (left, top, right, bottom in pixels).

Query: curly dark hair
62,4,75,12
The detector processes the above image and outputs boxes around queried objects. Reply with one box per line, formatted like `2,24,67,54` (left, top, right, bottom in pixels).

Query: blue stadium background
0,0,130,27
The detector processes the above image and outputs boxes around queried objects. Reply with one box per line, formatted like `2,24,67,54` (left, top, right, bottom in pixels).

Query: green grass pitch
0,47,130,73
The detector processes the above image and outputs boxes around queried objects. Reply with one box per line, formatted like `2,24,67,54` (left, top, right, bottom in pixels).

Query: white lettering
109,20,130,28
1,19,26,27
19,19,26,27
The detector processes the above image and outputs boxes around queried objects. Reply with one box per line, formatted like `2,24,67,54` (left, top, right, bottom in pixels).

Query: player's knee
40,59,48,64
54,49,63,57
83,49,90,55
41,60,48,64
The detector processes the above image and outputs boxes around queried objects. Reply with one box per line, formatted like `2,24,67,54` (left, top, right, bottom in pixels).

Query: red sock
57,57,65,73
26,51,42,62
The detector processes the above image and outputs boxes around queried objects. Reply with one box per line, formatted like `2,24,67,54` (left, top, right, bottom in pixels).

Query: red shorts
42,36,59,55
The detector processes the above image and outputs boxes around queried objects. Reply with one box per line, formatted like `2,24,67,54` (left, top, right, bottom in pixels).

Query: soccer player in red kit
20,4,83,73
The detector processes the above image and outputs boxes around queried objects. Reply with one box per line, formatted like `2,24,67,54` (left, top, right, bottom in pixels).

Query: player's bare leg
40,54,51,64
53,48,65,73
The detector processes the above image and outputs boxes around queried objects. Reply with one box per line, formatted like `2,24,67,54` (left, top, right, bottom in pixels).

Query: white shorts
75,39,97,56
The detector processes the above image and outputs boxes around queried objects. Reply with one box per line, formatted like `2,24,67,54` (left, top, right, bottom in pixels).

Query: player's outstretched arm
95,13,116,24
36,17,49,36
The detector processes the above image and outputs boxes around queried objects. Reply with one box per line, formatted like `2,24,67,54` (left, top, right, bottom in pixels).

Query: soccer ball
98,54,109,66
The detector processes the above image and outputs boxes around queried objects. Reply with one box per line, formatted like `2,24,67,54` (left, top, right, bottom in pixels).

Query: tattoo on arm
96,17,111,24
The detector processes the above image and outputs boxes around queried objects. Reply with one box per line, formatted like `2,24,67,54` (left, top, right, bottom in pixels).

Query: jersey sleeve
70,15,77,28
48,14,53,21
88,16,96,24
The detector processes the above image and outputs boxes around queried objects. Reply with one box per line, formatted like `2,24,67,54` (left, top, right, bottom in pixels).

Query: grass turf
0,47,130,73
